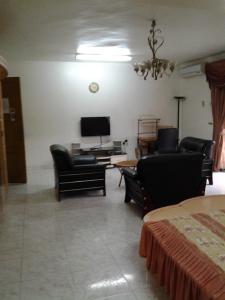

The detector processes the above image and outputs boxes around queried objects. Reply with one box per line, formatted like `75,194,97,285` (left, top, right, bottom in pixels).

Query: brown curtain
205,60,225,171
221,129,225,169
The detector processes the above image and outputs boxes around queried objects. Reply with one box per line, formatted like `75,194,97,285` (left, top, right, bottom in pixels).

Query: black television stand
78,146,127,167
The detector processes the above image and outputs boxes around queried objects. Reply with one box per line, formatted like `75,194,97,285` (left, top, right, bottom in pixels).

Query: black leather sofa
50,144,106,201
123,152,206,217
179,137,214,185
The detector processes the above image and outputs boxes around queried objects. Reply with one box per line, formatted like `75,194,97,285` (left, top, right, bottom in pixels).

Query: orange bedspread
140,211,225,300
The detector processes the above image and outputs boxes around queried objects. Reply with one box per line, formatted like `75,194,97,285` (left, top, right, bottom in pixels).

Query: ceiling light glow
76,54,132,62
76,46,132,62
77,46,131,56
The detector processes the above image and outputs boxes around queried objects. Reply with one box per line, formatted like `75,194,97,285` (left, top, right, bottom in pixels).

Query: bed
140,195,225,300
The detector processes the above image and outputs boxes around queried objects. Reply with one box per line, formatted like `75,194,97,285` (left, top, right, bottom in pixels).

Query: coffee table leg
115,161,138,187
118,173,123,187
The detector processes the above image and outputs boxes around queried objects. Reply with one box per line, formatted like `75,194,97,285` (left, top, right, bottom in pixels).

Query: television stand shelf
76,146,127,167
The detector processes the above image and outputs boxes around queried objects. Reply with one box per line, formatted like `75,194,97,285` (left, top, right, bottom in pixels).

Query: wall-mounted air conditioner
178,64,204,78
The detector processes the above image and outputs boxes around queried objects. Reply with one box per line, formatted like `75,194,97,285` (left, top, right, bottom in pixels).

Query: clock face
89,82,99,93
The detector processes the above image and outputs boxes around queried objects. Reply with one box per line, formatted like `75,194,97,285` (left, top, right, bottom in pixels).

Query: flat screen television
81,116,110,136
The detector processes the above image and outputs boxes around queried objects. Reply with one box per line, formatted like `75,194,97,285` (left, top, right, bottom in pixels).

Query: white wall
8,61,179,169
180,75,213,139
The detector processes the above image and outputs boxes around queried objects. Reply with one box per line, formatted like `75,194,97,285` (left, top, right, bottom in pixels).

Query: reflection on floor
1,168,225,300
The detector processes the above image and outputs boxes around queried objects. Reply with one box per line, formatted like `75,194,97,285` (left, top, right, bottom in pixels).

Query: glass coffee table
114,160,138,187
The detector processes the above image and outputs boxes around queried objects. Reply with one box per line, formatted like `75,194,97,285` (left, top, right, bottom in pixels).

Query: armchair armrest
122,168,138,179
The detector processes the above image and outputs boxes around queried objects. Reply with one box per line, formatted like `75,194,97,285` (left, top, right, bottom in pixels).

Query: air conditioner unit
178,64,204,78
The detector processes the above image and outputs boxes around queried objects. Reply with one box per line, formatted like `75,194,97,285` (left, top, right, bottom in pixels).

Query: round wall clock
89,82,99,93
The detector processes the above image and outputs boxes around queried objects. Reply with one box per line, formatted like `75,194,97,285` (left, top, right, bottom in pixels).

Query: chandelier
134,19,175,80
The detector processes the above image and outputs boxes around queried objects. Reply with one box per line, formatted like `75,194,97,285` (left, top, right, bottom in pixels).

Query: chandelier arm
150,20,157,58
144,70,149,80
154,38,164,54
148,37,156,58
154,68,158,80
152,22,163,54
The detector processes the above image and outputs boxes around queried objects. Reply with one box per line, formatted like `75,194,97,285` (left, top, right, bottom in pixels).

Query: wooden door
0,80,8,209
0,63,8,211
2,77,27,183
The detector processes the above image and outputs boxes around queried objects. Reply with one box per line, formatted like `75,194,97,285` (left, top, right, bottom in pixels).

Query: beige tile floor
1,168,225,300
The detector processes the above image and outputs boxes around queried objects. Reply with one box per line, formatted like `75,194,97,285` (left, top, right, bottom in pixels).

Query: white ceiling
1,0,225,63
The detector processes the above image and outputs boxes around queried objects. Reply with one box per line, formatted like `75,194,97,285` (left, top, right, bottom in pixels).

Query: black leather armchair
50,144,106,201
123,153,206,217
179,137,214,185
